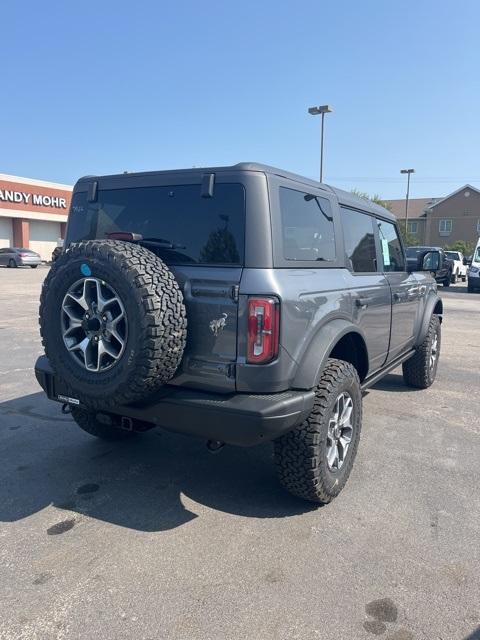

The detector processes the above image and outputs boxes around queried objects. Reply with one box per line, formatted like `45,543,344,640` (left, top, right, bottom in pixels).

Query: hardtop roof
77,162,396,221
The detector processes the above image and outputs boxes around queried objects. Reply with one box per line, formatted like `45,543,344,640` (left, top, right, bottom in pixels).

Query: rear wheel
462,275,467,282
402,314,440,389
30,265,38,269
451,272,457,284
443,274,450,287
274,359,362,503
70,406,135,441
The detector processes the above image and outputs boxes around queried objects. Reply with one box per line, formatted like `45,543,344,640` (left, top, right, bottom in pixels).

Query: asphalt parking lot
0,266,479,640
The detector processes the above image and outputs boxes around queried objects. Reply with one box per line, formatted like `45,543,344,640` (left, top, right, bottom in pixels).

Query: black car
406,246,453,287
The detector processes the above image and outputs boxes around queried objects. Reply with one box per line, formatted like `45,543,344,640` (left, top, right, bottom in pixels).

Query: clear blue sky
2,0,479,199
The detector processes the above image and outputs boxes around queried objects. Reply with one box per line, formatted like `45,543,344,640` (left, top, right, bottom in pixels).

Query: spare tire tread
39,240,187,409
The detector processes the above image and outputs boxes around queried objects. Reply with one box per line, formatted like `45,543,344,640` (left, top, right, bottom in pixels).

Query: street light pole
308,105,333,183
400,168,415,232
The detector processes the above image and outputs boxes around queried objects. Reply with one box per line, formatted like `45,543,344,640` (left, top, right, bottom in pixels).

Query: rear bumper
19,257,42,265
34,356,315,447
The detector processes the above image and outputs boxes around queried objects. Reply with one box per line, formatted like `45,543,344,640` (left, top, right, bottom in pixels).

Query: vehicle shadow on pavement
371,373,421,393
0,392,316,532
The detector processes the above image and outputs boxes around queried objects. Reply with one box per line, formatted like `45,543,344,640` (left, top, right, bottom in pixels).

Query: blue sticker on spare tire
80,263,92,277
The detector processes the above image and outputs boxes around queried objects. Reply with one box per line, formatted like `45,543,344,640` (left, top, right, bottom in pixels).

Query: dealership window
439,219,452,235
407,221,418,234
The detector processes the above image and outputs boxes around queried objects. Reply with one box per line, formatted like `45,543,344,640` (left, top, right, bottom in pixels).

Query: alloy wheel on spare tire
39,240,187,409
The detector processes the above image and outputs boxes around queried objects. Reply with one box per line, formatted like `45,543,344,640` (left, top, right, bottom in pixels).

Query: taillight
247,297,280,364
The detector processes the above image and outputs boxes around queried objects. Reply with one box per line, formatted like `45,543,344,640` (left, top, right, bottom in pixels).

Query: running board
361,349,416,391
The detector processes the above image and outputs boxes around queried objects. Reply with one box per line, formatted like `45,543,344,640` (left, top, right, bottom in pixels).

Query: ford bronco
35,163,443,503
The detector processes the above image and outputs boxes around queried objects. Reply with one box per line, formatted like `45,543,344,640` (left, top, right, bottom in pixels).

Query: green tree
397,220,420,247
444,240,475,256
351,189,392,211
351,189,419,246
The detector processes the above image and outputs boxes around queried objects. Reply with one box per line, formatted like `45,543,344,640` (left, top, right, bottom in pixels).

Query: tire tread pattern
402,314,440,389
274,359,361,504
39,240,187,409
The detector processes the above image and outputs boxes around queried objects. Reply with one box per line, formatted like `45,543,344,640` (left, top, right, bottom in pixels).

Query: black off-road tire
462,275,467,282
402,314,441,389
39,240,187,409
70,406,134,441
451,272,457,284
274,359,362,504
443,274,451,287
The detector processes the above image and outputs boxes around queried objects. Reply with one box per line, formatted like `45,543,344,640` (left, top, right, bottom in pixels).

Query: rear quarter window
66,183,245,266
279,187,336,262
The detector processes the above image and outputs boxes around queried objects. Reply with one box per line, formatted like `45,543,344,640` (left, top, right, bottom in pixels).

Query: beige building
387,184,480,248
0,174,72,260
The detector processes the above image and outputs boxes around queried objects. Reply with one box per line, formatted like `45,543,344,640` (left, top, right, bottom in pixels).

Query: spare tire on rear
39,240,187,409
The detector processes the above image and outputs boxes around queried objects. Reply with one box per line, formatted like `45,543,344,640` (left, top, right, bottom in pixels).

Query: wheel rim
326,392,354,471
430,331,439,372
61,277,127,372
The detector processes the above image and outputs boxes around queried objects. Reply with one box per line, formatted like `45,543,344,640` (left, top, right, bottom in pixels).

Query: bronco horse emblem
209,313,228,336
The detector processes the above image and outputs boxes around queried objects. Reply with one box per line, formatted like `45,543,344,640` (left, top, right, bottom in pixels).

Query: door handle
355,297,371,309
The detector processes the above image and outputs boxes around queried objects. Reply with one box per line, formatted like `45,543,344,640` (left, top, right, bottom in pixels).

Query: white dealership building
0,173,72,261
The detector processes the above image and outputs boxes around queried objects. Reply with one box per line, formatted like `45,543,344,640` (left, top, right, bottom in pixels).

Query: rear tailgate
167,266,242,392
65,176,247,394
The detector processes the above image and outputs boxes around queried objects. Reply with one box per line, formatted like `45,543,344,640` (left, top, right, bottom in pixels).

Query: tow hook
206,440,225,454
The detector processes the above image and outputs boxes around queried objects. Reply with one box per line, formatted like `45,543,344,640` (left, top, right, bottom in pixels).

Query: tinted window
376,220,405,271
280,187,335,262
341,208,377,272
66,184,245,266
445,251,460,260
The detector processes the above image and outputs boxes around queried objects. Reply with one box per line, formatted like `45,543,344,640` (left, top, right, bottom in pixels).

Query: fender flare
292,318,368,389
416,294,443,347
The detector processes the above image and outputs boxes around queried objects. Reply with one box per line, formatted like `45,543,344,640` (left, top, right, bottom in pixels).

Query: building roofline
0,173,72,191
427,184,480,209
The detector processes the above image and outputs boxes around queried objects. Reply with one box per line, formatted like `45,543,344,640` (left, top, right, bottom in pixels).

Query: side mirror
422,250,440,272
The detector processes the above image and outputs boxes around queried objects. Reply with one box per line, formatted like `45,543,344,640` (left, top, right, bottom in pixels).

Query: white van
468,238,480,292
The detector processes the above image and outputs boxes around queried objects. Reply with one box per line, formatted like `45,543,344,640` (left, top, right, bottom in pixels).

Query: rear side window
376,220,405,271
66,184,245,266
279,187,336,262
341,208,377,273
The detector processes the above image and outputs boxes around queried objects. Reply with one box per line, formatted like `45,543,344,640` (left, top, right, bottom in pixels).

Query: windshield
406,247,424,258
66,183,245,266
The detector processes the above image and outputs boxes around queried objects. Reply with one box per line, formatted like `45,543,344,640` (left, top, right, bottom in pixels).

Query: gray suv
35,163,443,503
